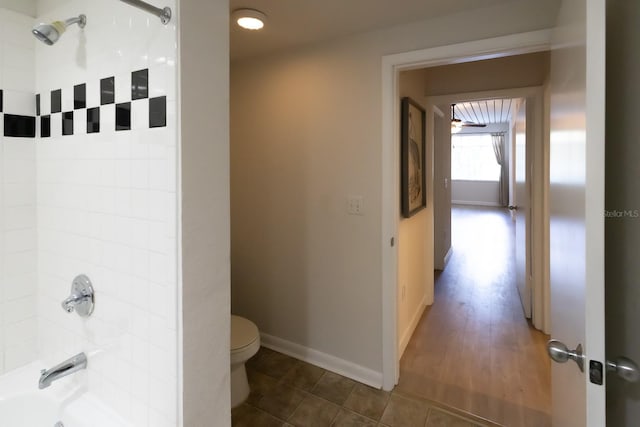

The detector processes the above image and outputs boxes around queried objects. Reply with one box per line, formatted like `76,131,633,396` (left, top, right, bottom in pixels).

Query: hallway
397,206,551,426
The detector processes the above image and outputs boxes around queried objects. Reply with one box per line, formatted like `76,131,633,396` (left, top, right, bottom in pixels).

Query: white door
548,0,606,424
513,100,531,318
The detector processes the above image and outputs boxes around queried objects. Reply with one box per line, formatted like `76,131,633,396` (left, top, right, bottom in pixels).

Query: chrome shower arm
63,15,86,29
119,0,172,25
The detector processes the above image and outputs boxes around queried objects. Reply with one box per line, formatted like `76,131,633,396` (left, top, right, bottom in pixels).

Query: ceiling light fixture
232,8,266,30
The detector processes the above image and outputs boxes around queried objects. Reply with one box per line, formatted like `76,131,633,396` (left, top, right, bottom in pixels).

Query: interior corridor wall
397,70,433,358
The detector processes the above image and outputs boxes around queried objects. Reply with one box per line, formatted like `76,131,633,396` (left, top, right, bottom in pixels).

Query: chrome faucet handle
61,293,88,312
61,275,95,317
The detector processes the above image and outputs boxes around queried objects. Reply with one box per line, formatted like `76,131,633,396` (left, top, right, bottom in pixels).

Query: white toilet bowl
230,315,260,408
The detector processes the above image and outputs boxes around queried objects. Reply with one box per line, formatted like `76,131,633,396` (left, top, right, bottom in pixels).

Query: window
451,134,500,181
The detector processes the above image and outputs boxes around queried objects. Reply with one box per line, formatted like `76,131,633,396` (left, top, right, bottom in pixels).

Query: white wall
421,51,550,96
231,1,559,381
0,7,38,375
452,180,501,206
32,1,178,425
179,0,231,425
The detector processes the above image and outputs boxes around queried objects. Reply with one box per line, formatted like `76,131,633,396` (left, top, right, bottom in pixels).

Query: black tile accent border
131,69,148,100
4,114,36,138
41,115,51,138
149,96,166,128
116,102,131,131
74,84,86,109
87,107,100,133
101,77,115,105
62,111,74,135
51,89,62,113
1,68,167,139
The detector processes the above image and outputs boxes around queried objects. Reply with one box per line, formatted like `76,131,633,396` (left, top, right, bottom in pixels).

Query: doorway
382,31,553,426
400,93,550,426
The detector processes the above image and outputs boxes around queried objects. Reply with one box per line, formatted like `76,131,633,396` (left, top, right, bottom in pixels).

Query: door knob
607,357,640,383
547,340,585,372
508,205,518,211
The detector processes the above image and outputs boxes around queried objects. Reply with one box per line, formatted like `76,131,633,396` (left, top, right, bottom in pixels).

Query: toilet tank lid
231,315,259,350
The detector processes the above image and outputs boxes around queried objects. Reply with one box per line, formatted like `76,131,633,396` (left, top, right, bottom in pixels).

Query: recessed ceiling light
232,9,266,31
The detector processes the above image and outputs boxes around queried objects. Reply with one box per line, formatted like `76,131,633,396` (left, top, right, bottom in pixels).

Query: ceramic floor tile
251,347,299,379
343,383,391,421
379,394,429,427
282,359,326,391
256,383,307,420
311,371,357,405
247,346,276,370
288,394,341,427
232,403,285,427
331,408,379,427
239,348,498,427
247,368,280,405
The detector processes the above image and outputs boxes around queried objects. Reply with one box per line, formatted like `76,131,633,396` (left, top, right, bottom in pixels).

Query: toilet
230,315,260,408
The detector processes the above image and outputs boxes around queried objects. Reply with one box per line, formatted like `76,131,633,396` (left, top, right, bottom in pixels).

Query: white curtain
491,132,508,206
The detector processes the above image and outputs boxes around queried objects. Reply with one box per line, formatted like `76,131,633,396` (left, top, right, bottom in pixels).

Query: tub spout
38,352,87,389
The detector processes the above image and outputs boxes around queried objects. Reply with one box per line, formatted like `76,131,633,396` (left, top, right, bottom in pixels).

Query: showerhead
32,14,86,45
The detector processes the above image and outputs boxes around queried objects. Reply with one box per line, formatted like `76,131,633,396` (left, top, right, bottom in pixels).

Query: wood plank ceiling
453,99,518,125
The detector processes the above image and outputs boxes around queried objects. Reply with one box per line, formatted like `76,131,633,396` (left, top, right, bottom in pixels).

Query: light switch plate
347,195,364,215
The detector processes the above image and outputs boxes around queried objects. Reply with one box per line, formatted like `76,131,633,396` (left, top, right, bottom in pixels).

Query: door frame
381,29,552,390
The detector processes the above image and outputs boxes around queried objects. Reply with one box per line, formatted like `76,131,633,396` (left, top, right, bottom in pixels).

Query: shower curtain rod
119,0,172,24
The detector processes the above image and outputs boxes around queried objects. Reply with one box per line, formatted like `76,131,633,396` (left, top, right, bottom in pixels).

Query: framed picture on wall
401,97,426,218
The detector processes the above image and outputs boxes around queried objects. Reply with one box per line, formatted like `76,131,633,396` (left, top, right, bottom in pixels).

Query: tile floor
232,347,500,427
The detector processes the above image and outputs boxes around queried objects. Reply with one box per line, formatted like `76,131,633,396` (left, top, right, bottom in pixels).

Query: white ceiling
230,0,516,61
0,0,36,16
453,99,519,125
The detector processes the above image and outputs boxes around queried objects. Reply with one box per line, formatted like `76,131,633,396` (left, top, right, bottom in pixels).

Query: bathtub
0,362,132,427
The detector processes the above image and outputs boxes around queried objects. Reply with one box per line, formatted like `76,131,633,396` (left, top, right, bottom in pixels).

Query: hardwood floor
397,206,551,427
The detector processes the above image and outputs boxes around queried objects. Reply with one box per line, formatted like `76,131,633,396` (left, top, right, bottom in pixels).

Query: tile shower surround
0,2,179,426
1,68,167,138
0,7,38,377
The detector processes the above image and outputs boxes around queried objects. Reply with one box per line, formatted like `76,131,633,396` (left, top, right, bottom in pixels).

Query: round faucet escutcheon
61,275,95,317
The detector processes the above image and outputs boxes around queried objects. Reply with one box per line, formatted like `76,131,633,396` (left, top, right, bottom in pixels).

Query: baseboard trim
452,200,503,207
398,296,427,359
443,247,453,268
435,246,452,271
260,333,383,389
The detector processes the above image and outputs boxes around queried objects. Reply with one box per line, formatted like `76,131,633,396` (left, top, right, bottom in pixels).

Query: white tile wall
0,8,38,375
0,1,178,425
34,0,178,425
